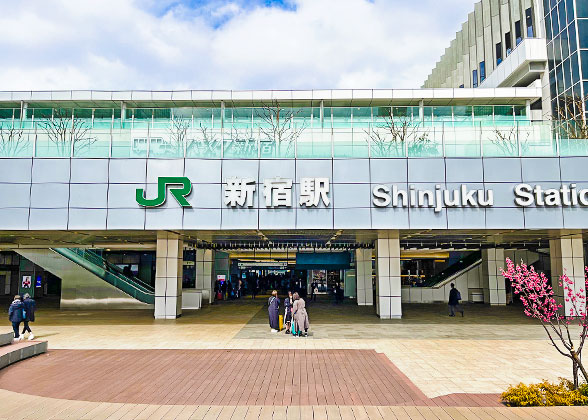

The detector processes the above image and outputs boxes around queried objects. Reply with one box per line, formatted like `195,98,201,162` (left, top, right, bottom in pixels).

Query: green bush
502,379,588,406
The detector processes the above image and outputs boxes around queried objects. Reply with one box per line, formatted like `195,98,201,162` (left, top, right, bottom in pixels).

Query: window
525,8,534,37
480,61,486,82
515,21,522,45
496,42,503,65
505,32,512,55
472,69,478,88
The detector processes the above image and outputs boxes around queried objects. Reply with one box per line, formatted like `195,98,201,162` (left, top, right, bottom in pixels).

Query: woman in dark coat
284,291,293,334
268,290,280,333
8,295,25,342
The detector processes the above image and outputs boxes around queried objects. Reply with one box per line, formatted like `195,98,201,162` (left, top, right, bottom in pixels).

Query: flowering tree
502,258,588,388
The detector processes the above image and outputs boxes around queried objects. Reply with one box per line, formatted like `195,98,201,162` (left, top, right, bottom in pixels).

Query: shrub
502,379,588,406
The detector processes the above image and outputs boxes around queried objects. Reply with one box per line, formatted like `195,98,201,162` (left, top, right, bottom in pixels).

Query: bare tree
189,126,221,157
364,114,434,157
255,101,307,156
489,126,531,156
39,109,96,156
553,94,588,139
0,125,29,157
223,127,256,157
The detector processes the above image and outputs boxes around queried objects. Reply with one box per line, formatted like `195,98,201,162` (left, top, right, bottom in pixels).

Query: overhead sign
137,177,588,210
237,261,288,269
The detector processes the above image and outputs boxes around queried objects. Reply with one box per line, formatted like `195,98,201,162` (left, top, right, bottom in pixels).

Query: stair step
0,332,13,347
0,340,48,370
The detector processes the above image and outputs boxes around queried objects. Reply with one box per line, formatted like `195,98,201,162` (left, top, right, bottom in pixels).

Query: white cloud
0,0,475,90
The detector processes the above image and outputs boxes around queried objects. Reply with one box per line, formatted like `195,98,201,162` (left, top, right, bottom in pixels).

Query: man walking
448,283,464,317
8,295,25,342
21,293,36,340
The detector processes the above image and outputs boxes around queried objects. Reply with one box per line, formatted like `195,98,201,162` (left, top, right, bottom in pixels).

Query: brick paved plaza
1,298,588,419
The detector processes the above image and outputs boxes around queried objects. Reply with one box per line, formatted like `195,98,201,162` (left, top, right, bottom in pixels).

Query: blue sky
0,0,475,90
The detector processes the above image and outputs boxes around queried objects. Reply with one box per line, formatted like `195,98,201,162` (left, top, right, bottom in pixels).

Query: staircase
15,248,154,309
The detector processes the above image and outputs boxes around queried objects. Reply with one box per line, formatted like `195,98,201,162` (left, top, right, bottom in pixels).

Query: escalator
52,248,155,304
422,251,482,288
15,248,154,308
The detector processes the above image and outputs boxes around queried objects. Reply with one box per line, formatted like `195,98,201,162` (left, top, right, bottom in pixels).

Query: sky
0,0,475,91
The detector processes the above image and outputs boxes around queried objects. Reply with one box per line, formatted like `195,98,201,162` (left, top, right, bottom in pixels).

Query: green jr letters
136,177,192,207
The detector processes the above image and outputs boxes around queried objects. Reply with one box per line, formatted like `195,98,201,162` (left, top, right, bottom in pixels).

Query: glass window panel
547,41,555,71
332,107,351,128
292,107,311,130
563,57,572,89
556,66,565,94
172,108,191,119
582,50,588,79
153,108,171,120
579,0,588,18
352,107,372,127
554,38,562,66
310,107,321,128
571,52,580,85
552,8,560,35
558,3,567,35
453,106,472,124
545,13,553,39
13,108,21,120
494,106,514,122
569,25,577,54
53,108,72,118
74,108,92,119
33,108,52,119
526,7,534,37
422,106,433,126
514,106,527,119
73,131,110,158
134,109,152,119
579,20,588,48
432,106,452,122
566,0,575,21
211,108,221,128
232,107,253,129
561,28,570,59
323,107,332,129
0,109,13,119
186,127,222,158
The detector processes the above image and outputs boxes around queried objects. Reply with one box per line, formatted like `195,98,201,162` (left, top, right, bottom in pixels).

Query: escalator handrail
422,251,482,287
64,248,154,293
52,248,155,303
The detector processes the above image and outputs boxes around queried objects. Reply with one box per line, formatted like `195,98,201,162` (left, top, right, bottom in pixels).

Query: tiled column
376,230,401,319
550,230,585,316
355,248,373,306
481,248,506,305
155,231,183,319
196,249,214,304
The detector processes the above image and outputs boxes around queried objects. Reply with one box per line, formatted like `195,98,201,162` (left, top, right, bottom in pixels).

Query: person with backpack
448,283,464,317
8,295,25,342
21,293,36,340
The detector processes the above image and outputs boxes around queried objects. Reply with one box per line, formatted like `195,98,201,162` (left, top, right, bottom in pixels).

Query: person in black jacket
21,293,36,340
448,283,464,317
8,295,25,342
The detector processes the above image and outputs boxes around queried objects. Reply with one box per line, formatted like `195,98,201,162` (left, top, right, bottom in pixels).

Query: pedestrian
448,283,464,317
284,291,293,334
292,292,310,337
268,290,280,333
21,293,36,340
8,295,25,342
310,281,317,302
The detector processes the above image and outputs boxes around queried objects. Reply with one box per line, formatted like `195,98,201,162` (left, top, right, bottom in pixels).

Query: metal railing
0,120,585,159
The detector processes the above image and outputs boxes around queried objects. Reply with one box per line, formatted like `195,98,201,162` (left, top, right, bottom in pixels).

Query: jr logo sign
136,177,192,207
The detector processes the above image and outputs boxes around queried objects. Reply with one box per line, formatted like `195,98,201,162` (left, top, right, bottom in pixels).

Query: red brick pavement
0,349,502,406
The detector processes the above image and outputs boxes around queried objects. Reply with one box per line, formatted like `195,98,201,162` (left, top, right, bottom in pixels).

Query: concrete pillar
355,248,373,306
375,230,401,319
481,248,506,305
550,230,585,316
155,231,183,319
196,249,214,304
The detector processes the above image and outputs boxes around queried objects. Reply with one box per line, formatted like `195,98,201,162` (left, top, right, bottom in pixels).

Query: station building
0,0,586,319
